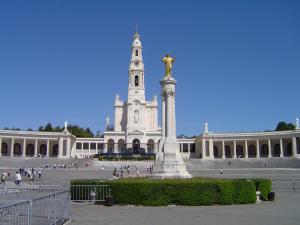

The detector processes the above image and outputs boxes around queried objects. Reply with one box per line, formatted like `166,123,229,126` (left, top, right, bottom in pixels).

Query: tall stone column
222,140,225,159
256,140,260,159
59,138,63,158
11,138,14,157
268,139,272,158
279,139,283,157
292,137,297,157
202,139,206,159
66,138,71,157
46,140,50,157
233,140,237,158
151,76,191,179
22,139,26,157
34,139,38,157
245,140,248,158
209,139,214,159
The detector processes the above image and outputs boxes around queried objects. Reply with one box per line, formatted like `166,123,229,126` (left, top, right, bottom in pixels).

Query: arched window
147,139,155,154
135,50,138,56
39,144,47,156
236,145,243,158
213,145,218,158
52,144,59,157
1,142,8,156
274,144,280,156
248,145,256,158
225,145,231,158
26,144,34,156
135,75,139,86
107,139,114,153
132,139,140,154
118,139,126,153
287,143,292,156
13,143,22,156
260,144,269,157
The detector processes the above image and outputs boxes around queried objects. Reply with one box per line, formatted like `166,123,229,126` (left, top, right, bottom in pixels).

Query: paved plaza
1,159,300,225
70,192,300,225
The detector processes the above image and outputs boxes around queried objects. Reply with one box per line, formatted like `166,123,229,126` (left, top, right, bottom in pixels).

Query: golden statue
162,54,175,77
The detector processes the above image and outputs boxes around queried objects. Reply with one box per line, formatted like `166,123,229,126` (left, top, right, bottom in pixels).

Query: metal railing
0,188,71,225
70,185,111,202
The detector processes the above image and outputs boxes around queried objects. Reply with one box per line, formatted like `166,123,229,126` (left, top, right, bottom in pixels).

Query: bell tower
128,31,145,102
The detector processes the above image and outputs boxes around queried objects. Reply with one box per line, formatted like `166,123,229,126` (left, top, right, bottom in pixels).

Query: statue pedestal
151,138,192,179
151,76,192,179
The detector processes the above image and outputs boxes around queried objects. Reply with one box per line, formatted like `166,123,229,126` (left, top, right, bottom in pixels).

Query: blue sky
0,0,299,136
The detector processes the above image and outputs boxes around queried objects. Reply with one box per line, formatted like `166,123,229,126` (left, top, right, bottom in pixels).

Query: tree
44,123,53,131
275,121,295,131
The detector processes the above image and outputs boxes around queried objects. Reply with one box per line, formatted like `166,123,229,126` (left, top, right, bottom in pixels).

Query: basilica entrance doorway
132,139,140,154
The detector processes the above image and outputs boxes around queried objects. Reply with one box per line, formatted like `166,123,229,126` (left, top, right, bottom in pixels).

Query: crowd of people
110,164,154,179
42,161,79,169
0,167,42,186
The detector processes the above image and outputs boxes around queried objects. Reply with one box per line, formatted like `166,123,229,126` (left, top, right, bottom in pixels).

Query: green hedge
71,178,258,206
254,179,272,200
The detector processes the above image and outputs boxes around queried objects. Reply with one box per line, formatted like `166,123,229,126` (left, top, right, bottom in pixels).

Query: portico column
66,138,71,157
88,142,91,155
11,138,14,157
46,140,50,157
154,141,158,153
180,143,183,152
202,139,206,159
188,143,190,154
81,142,84,157
268,139,272,158
233,140,237,158
256,140,260,158
292,137,297,157
22,139,26,157
59,138,63,158
279,139,283,157
209,139,213,159
0,137,2,156
222,140,225,159
245,140,248,158
34,139,38,157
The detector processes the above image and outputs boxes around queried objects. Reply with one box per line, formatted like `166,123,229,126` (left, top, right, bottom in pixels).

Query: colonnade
0,137,72,158
201,136,300,159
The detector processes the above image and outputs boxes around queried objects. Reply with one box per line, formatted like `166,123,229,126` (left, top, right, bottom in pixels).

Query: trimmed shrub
254,179,272,200
71,177,258,206
232,180,256,204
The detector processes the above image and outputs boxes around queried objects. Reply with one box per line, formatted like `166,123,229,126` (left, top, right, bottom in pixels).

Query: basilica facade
103,32,161,155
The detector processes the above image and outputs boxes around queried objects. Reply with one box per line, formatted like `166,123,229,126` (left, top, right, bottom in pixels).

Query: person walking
113,168,117,177
15,172,22,185
29,173,34,185
0,173,7,185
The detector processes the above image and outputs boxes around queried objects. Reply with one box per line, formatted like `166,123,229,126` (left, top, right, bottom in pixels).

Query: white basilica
0,32,299,159
103,32,161,154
